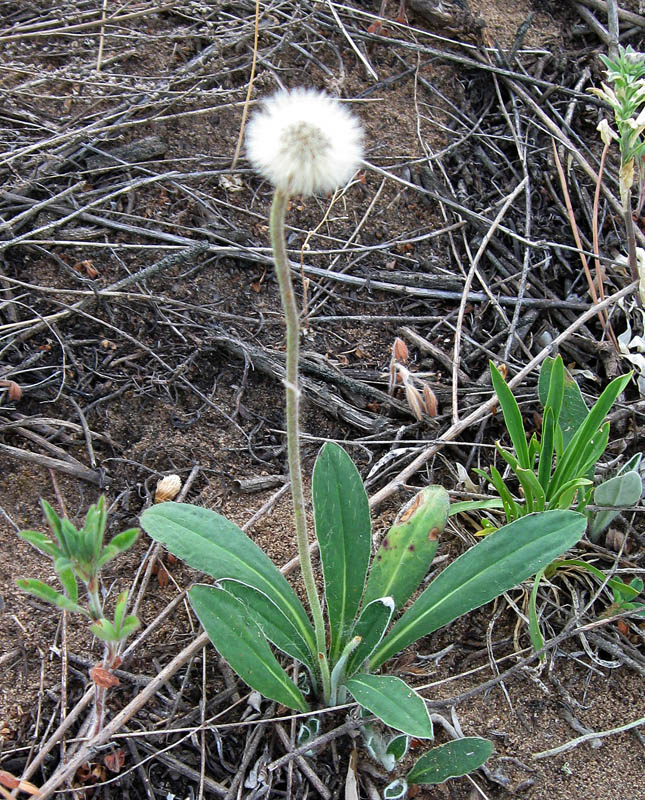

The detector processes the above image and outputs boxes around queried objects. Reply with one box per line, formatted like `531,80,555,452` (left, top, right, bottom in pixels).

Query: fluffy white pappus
246,88,364,196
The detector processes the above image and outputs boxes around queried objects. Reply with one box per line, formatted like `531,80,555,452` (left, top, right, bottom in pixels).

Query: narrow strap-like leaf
345,673,433,738
538,356,589,450
528,567,546,658
543,354,565,427
549,373,631,497
538,407,555,491
313,442,371,662
370,510,587,669
189,584,309,712
515,468,546,514
490,361,530,468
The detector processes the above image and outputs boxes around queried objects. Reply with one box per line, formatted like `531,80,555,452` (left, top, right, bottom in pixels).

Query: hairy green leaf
313,442,371,661
345,673,433,738
141,503,316,655
363,486,449,611
220,580,316,671
190,584,309,712
407,738,493,784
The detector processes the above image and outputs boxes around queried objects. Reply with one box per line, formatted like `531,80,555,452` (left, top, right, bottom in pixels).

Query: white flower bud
246,88,364,197
154,474,182,503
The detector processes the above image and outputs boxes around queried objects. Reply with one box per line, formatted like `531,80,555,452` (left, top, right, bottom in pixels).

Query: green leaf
537,407,555,491
476,466,521,521
141,502,316,656
363,487,449,611
528,433,541,466
345,597,395,677
516,467,546,513
589,470,643,540
542,354,565,427
386,734,409,763
490,362,530,468
538,357,588,449
384,779,407,799
219,580,316,672
528,567,546,658
547,558,643,603
61,518,81,561
576,422,611,479
548,478,592,510
313,443,371,661
18,529,60,558
40,499,64,546
370,510,587,669
97,527,138,568
90,618,118,641
448,499,504,516
119,616,140,639
114,590,128,632
16,578,84,614
58,565,78,603
407,738,494,784
549,373,631,497
107,527,139,554
189,584,309,712
345,674,433,738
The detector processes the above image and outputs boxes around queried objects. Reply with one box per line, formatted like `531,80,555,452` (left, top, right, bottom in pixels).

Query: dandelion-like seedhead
246,88,363,196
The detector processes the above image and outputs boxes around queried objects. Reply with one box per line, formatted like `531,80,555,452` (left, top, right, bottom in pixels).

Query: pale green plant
140,89,588,790
590,44,645,300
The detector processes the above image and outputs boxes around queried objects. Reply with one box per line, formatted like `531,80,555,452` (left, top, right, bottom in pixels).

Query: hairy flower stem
622,190,642,305
269,187,331,702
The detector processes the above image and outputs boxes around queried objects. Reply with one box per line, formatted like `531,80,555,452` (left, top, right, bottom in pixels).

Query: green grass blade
516,468,546,513
484,466,521,521
490,362,530,468
189,585,309,712
370,510,587,669
538,407,555,491
542,354,565,426
448,499,504,516
528,567,546,659
549,373,631,497
313,442,371,662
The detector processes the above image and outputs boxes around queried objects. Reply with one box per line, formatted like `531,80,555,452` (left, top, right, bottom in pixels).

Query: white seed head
154,474,182,503
246,88,364,196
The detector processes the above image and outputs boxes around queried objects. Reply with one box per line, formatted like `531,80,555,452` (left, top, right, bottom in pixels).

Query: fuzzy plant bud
154,474,182,503
246,88,364,196
392,337,409,363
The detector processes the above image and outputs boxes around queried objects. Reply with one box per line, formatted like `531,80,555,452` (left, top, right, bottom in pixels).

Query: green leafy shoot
479,357,633,525
17,497,140,642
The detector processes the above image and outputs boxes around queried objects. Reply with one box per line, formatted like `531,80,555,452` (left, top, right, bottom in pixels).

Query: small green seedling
18,497,139,732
